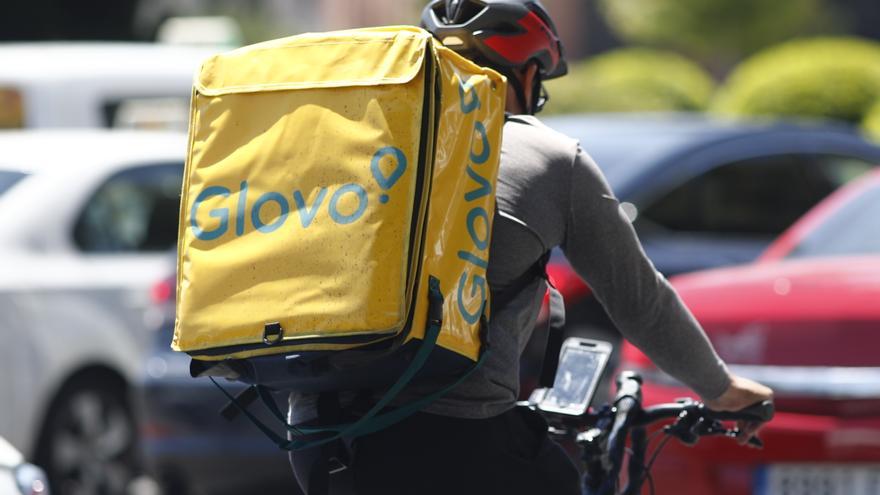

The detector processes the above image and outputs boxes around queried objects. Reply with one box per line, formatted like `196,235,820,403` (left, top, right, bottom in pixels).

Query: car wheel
35,375,138,495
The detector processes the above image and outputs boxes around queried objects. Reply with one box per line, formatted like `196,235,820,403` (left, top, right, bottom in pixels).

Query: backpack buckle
263,322,284,345
327,456,348,474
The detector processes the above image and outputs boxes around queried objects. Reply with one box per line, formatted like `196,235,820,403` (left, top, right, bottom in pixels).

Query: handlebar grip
707,400,775,422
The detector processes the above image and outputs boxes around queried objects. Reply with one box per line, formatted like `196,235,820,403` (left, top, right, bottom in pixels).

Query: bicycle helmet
422,0,567,79
422,0,567,114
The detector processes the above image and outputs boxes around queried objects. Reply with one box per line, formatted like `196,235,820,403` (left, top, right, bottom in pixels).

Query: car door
0,170,32,448
10,160,183,440
6,159,184,486
632,153,875,276
65,162,184,349
0,296,25,444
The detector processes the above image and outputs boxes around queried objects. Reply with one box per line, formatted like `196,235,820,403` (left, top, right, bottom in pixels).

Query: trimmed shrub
543,48,715,115
861,100,880,141
598,0,826,59
711,37,880,124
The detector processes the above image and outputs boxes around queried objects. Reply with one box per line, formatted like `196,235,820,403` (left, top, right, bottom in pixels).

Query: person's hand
704,374,774,446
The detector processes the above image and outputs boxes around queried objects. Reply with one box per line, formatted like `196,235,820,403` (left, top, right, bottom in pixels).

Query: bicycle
521,371,775,495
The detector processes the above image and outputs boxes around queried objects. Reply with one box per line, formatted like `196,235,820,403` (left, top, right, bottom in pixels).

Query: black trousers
290,406,581,495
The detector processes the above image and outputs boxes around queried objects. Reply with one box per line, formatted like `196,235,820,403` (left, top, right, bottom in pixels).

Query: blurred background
1,1,879,495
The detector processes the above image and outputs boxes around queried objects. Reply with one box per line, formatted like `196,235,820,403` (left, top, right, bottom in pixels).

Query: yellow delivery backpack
173,26,506,449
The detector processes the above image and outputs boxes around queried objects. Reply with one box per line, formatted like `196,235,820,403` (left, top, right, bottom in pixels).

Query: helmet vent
442,0,487,24
442,36,466,47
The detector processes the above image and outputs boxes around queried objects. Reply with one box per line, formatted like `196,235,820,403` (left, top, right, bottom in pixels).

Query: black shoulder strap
490,250,566,388
490,250,551,313
539,283,566,388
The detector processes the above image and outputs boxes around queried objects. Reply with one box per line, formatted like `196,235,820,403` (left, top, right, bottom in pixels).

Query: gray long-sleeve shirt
291,115,730,421
404,115,731,418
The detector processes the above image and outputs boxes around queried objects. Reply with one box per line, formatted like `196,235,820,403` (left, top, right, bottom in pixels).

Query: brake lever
703,400,773,449
667,411,767,449
745,435,765,449
694,419,765,449
730,427,765,449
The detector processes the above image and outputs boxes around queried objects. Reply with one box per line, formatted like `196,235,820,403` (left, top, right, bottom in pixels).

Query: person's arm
560,147,753,402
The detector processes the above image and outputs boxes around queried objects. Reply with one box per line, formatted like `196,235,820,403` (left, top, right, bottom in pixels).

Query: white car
0,130,185,494
0,43,216,129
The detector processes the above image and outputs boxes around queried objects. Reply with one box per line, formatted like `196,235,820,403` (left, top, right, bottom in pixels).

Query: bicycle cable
640,434,673,492
643,468,655,495
630,428,665,495
623,446,657,495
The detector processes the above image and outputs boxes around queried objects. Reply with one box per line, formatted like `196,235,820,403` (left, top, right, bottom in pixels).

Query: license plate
755,464,880,495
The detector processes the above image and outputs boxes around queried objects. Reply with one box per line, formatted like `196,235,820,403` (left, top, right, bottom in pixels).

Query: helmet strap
531,73,547,114
502,67,533,115
500,64,547,115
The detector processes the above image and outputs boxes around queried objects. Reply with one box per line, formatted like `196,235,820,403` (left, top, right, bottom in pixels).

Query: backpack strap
539,282,566,388
211,275,491,451
288,287,491,446
491,248,567,388
489,250,550,313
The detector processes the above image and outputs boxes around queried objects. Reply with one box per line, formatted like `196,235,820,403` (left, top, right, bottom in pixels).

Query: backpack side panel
404,42,507,362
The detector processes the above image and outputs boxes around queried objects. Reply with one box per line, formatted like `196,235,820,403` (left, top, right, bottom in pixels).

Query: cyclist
289,1,773,493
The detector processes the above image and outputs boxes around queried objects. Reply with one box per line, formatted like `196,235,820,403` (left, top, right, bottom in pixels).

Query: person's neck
505,99,527,115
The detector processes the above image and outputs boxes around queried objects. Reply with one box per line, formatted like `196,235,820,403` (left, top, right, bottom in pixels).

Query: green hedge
862,100,880,141
598,0,823,59
543,48,715,114
711,37,880,124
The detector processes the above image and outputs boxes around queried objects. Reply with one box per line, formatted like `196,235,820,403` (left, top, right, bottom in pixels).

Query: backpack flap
174,27,436,359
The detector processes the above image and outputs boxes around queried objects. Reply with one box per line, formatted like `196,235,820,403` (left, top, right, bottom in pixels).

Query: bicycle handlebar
532,371,775,495
632,398,775,426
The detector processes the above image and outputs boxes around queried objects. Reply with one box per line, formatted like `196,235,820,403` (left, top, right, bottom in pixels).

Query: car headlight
14,463,50,495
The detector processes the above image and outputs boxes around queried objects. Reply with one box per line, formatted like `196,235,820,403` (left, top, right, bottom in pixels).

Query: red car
619,168,880,494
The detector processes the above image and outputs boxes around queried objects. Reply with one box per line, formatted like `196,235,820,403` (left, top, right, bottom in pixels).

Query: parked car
0,43,216,130
0,435,50,495
138,275,302,495
619,168,880,495
0,130,185,494
546,113,880,273
533,113,880,401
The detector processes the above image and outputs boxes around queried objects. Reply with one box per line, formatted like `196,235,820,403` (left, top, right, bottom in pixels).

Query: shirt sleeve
560,147,731,400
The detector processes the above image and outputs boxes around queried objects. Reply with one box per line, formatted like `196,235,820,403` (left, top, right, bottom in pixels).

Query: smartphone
536,337,612,416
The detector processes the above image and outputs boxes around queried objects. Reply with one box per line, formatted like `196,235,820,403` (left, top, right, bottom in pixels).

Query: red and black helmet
421,0,568,80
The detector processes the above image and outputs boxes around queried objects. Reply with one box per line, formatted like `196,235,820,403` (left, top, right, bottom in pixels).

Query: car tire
34,373,139,495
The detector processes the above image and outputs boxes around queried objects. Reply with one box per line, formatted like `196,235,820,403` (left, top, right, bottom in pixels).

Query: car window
638,154,874,236
787,181,880,258
0,170,26,196
73,163,183,253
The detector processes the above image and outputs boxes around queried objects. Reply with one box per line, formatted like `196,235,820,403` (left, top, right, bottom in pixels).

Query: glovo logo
454,76,493,325
189,146,408,241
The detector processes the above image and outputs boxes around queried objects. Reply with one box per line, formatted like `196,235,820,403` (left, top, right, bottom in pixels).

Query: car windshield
787,181,880,258
0,170,27,196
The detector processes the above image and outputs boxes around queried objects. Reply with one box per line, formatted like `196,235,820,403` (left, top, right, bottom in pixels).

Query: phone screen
538,340,610,416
